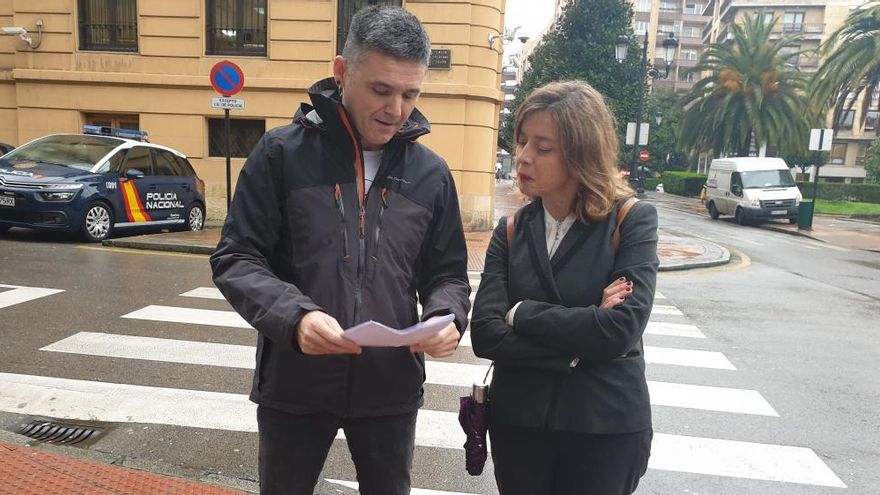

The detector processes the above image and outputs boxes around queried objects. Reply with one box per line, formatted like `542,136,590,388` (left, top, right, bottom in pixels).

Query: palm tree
811,4,880,129
679,12,813,157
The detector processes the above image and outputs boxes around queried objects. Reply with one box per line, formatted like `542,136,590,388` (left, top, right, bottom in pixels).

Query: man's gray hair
342,5,431,66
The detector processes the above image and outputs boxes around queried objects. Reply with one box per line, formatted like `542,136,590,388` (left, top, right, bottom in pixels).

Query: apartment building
0,0,506,230
701,0,874,182
633,0,713,92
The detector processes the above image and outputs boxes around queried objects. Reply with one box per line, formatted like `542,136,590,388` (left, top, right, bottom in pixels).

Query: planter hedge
645,178,662,191
662,172,707,197
796,182,880,203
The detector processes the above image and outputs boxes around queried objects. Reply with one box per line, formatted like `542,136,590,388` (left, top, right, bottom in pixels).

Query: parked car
0,126,205,241
704,157,801,225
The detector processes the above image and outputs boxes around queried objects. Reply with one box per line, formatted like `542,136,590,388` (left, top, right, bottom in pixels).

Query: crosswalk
0,275,847,492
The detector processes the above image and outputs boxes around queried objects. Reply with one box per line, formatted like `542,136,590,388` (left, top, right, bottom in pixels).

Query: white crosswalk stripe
0,372,842,487
0,284,64,310
326,479,477,495
41,332,773,416
122,305,252,328
2,274,846,490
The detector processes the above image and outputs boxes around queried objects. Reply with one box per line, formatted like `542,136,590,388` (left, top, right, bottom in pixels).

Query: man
209,5,470,495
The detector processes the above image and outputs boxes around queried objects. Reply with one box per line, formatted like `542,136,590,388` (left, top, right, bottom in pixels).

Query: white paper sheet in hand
343,313,455,347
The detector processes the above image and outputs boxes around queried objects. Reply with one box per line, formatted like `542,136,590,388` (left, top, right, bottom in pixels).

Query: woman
471,80,659,494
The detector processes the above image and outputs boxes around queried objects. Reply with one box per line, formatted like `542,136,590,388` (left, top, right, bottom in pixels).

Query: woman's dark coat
471,199,659,434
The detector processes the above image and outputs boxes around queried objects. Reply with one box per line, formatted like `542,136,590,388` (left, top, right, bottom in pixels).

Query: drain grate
16,418,107,447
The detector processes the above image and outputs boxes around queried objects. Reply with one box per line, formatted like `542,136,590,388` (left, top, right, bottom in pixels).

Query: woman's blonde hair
514,80,633,222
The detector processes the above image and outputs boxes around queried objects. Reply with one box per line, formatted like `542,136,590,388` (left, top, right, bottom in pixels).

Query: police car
0,126,205,242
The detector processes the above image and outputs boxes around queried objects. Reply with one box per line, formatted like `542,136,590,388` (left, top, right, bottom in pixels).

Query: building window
779,44,800,67
680,48,699,61
830,143,847,164
206,0,267,56
337,0,401,55
78,0,138,52
84,113,140,130
782,12,804,32
208,118,265,158
856,143,869,166
636,0,652,13
634,21,649,35
681,25,702,37
678,70,695,82
864,111,879,132
685,3,704,14
659,1,680,13
837,110,855,130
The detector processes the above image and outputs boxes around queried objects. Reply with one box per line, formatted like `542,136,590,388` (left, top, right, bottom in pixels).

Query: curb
757,224,826,243
659,244,731,271
102,238,215,255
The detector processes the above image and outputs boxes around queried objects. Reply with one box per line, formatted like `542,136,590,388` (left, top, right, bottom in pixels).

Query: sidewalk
106,180,732,272
0,430,249,494
646,191,880,253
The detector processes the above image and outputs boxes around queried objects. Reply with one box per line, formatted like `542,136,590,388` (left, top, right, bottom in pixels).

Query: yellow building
0,0,505,230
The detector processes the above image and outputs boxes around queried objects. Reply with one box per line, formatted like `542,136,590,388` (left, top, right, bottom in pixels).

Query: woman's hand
601,277,633,309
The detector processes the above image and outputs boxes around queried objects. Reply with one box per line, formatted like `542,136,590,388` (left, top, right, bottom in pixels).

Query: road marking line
326,479,477,495
819,243,851,252
645,322,706,338
648,380,776,416
654,290,666,299
44,333,767,415
0,373,842,487
0,284,65,310
122,305,252,329
650,433,845,488
180,287,226,300
645,346,736,370
652,305,684,316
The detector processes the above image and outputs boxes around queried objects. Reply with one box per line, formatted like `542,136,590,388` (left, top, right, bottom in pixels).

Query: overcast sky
504,0,555,39
502,0,556,56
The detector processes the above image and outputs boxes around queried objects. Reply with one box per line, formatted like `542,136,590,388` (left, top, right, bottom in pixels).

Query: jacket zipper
336,105,367,418
334,184,349,260
374,187,389,259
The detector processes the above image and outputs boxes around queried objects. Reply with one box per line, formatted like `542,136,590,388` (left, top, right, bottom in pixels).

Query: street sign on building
211,97,245,110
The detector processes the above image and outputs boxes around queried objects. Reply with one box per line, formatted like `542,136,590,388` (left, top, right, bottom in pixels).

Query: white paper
343,314,455,347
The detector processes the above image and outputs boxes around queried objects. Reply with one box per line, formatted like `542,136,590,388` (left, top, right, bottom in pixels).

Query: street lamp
615,30,679,195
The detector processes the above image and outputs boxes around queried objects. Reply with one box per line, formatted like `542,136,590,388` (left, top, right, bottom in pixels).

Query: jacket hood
293,77,431,143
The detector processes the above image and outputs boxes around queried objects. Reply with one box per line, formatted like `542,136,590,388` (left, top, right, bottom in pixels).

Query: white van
705,157,802,225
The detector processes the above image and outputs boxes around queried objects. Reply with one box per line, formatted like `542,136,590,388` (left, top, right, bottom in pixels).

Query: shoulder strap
506,214,515,246
611,197,639,251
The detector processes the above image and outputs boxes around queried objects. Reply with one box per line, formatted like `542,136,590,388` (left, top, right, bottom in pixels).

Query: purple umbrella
458,384,489,476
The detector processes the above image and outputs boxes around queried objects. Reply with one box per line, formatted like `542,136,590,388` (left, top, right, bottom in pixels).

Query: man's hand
601,277,633,309
410,318,460,358
296,311,362,355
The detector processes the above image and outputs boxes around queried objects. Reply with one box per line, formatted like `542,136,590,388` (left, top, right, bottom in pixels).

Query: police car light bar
82,125,149,142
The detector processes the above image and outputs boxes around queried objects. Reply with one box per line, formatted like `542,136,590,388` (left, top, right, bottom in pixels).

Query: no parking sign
210,60,245,97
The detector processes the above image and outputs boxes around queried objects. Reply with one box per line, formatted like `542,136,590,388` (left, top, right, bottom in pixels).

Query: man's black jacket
210,78,471,418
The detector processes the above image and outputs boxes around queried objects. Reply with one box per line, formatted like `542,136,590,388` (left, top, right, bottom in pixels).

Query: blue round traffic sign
210,60,245,97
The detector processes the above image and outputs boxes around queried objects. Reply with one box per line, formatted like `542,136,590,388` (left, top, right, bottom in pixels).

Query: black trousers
489,423,652,495
257,405,417,495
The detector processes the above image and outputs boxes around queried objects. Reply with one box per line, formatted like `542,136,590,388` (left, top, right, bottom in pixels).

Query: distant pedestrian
210,6,470,495
471,80,659,495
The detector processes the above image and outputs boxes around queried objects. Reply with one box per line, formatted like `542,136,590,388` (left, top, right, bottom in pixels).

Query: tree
811,4,880,129
644,90,690,172
678,11,814,158
498,0,643,154
866,140,880,184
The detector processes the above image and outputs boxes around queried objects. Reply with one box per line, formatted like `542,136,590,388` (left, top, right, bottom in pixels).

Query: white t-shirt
363,150,382,194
